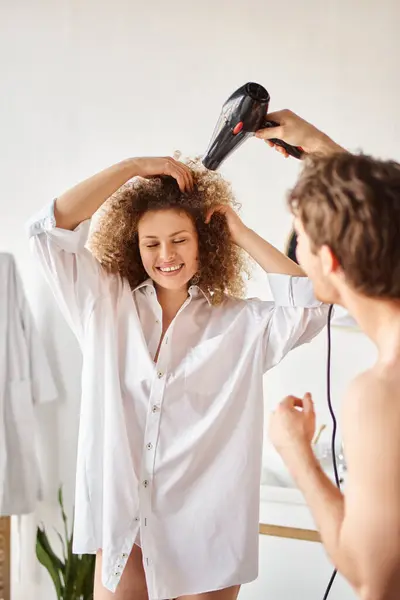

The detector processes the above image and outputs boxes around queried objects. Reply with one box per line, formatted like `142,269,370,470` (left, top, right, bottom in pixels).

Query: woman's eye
174,239,186,244
146,243,159,248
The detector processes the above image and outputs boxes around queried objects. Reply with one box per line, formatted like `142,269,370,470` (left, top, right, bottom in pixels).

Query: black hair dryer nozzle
202,82,303,170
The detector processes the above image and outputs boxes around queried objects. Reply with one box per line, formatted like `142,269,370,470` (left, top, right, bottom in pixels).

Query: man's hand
269,393,316,455
255,109,345,157
205,205,248,246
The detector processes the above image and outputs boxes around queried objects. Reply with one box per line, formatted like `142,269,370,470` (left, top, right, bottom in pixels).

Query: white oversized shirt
27,200,329,598
0,253,57,516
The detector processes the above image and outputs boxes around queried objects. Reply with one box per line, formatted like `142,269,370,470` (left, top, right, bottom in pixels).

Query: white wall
2,0,399,598
241,535,356,600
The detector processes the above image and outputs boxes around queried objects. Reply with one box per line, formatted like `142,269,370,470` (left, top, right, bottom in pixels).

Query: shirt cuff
267,273,323,308
26,199,92,252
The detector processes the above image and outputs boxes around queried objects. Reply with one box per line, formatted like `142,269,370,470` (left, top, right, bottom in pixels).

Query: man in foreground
259,113,400,600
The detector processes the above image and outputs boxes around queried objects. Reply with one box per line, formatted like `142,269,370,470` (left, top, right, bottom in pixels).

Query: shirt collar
189,284,212,305
133,278,154,293
133,278,211,306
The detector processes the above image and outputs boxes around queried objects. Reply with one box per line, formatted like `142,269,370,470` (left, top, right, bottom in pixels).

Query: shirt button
146,443,153,450
143,480,149,488
152,405,159,413
156,319,160,324
45,217,55,229
122,553,128,558
157,371,163,378
134,517,139,522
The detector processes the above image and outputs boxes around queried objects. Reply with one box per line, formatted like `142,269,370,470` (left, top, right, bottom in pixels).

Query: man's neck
343,292,400,364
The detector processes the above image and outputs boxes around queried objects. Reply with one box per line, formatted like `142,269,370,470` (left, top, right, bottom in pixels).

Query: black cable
322,304,339,599
323,568,338,600
326,304,340,490
284,236,340,598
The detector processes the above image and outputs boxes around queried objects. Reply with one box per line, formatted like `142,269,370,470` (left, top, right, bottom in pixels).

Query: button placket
145,289,159,374
148,297,162,359
143,374,165,461
112,546,133,583
139,300,189,571
138,365,166,555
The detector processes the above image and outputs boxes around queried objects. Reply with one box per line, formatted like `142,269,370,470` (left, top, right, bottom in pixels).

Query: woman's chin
152,269,193,291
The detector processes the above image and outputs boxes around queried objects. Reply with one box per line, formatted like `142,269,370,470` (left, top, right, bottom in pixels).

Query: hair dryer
202,82,304,170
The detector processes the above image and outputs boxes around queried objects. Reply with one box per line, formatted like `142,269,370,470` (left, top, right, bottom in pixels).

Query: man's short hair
288,152,400,298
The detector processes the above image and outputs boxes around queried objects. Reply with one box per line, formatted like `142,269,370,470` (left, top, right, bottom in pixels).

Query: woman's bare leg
178,585,241,600
94,545,148,600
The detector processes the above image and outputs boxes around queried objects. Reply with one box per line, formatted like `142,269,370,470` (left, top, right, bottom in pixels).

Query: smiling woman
27,147,329,600
138,209,199,290
90,159,248,304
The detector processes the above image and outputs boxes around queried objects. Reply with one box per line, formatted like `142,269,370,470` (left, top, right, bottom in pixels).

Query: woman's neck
155,284,189,325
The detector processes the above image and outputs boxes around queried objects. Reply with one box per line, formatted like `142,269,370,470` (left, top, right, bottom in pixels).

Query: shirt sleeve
13,262,58,404
25,199,105,343
248,273,330,373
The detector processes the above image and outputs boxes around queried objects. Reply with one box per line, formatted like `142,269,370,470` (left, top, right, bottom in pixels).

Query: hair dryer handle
264,119,304,160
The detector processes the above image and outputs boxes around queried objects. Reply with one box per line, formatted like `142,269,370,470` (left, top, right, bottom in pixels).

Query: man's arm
233,109,346,273
255,109,347,157
275,376,400,599
278,432,359,585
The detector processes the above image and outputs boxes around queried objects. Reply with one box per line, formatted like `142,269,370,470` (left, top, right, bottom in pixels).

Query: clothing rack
0,517,10,600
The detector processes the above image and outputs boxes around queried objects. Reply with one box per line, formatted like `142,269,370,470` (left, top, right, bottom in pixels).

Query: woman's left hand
205,205,248,246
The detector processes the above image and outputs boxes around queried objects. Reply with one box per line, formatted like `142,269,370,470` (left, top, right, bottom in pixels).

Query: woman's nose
159,243,175,262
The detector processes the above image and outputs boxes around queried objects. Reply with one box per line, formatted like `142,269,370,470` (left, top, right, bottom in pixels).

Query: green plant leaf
37,486,95,599
36,535,63,600
36,527,65,573
74,554,96,598
82,554,96,599
54,528,67,563
64,514,77,598
58,486,69,549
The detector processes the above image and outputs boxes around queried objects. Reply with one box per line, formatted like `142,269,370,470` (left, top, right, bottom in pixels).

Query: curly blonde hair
90,157,249,305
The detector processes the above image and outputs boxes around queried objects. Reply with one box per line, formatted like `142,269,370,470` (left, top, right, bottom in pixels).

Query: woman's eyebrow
142,230,189,239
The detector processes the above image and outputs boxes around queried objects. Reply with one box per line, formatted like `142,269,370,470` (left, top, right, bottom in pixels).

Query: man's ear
320,244,340,276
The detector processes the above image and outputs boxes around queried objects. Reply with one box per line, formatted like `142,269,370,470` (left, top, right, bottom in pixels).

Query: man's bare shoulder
342,365,400,458
345,365,400,411
341,367,400,599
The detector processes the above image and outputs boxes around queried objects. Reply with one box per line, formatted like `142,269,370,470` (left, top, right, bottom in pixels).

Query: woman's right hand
54,156,193,231
131,157,194,192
